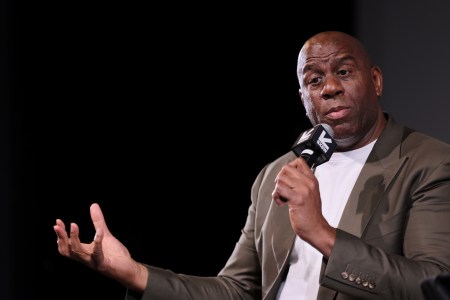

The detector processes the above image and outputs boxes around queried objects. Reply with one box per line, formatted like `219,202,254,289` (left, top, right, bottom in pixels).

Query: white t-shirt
276,140,376,300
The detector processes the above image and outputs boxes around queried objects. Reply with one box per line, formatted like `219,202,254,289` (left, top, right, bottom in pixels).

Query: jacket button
341,272,349,280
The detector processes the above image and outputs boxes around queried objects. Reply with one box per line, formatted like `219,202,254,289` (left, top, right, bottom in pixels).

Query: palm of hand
54,203,134,281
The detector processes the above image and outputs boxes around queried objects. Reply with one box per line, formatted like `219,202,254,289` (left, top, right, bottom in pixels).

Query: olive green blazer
127,114,450,300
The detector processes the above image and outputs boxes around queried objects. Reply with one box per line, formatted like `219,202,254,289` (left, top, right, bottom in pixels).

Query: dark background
3,2,356,299
2,1,450,300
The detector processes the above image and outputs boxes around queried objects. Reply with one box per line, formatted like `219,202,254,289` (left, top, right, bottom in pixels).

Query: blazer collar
338,113,408,237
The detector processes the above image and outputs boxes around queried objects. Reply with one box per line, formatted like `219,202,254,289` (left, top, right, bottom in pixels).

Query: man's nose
320,75,343,99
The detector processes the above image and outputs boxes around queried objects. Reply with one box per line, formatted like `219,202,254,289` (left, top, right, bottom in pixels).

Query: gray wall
356,0,450,143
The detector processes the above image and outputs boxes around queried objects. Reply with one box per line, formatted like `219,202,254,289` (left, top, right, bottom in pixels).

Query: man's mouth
326,107,350,120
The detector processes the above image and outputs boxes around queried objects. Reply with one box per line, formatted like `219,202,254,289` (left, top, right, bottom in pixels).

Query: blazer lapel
270,203,296,270
338,115,408,237
262,199,296,299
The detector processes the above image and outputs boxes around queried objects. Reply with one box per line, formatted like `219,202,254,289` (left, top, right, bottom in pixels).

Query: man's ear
299,88,304,105
372,66,383,97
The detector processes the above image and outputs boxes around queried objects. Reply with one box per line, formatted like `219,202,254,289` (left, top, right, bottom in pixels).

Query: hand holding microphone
272,124,337,254
274,123,336,203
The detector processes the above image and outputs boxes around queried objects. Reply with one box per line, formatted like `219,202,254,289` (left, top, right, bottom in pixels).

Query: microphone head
291,123,337,168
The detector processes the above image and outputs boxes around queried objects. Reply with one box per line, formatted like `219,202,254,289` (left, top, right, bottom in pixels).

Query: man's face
297,34,382,146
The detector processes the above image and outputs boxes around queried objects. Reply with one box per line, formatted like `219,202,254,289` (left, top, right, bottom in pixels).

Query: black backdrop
3,2,356,299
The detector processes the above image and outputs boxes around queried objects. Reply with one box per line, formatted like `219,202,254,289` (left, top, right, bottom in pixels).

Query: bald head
297,31,374,86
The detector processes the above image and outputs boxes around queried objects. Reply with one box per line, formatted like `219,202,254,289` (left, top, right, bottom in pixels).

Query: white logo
297,128,314,144
316,130,333,153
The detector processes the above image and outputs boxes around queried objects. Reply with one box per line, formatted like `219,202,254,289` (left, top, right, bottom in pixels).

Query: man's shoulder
402,127,450,157
383,114,450,158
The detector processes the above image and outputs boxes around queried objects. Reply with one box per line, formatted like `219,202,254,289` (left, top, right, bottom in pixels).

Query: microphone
291,123,337,169
278,123,337,202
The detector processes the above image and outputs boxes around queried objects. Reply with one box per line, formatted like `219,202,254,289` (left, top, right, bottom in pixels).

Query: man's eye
337,69,349,76
308,77,321,85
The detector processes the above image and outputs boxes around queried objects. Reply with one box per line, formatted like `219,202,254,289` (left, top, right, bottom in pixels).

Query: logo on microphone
297,128,315,144
316,129,333,153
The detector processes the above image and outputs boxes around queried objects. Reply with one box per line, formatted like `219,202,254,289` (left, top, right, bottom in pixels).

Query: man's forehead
298,33,369,66
299,47,353,67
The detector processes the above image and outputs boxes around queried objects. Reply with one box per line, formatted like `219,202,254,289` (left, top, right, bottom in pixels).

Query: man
54,31,450,299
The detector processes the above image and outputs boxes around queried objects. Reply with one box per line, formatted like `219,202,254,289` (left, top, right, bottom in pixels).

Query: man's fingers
92,227,105,268
54,219,68,240
289,157,308,170
55,219,66,231
90,203,104,222
54,219,71,256
90,203,112,236
67,223,90,259
94,227,103,243
69,222,80,241
54,205,110,270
